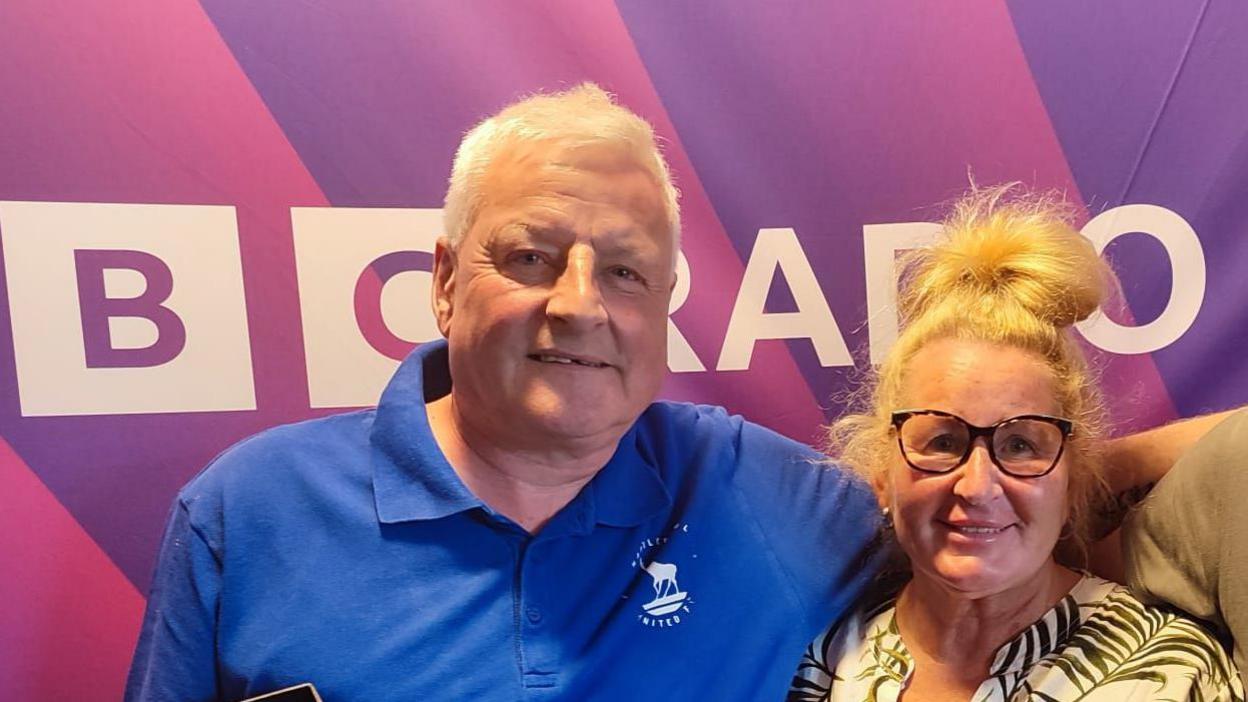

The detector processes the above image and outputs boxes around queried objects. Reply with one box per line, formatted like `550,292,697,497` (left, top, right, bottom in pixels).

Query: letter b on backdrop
0,201,255,416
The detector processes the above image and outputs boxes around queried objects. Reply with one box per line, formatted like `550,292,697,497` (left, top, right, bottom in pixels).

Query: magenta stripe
0,437,143,700
0,0,333,587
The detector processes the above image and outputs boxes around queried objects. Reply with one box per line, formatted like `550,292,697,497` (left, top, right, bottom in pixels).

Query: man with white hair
125,84,887,701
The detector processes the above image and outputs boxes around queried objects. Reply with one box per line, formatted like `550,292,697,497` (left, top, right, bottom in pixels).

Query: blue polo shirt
126,341,886,701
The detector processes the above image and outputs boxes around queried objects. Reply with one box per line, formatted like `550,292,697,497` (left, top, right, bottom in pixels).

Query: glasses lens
992,418,1064,476
898,414,970,472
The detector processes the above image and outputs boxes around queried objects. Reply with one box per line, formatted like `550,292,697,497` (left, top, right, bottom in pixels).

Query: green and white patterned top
789,575,1243,702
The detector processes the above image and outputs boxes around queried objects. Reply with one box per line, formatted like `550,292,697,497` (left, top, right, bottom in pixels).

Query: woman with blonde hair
789,186,1242,701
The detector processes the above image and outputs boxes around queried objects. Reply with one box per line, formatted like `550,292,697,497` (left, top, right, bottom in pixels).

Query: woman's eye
1001,436,1037,457
515,252,545,265
925,434,961,454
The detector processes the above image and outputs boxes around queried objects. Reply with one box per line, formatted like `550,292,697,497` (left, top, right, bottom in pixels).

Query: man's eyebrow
491,222,661,259
491,223,540,242
489,224,570,251
596,234,663,261
510,221,581,243
494,223,529,238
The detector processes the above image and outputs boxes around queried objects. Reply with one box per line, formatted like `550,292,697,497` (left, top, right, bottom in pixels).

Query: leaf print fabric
789,575,1243,701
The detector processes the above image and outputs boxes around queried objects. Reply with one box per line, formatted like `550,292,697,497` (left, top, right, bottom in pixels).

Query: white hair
443,83,681,255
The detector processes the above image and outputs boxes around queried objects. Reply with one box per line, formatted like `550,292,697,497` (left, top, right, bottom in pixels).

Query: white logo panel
0,201,255,416
291,207,442,409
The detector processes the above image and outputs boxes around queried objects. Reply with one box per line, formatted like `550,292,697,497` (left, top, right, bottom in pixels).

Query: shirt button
526,607,542,624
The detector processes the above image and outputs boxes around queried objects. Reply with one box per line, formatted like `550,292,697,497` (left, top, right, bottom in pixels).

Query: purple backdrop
1,1,1245,698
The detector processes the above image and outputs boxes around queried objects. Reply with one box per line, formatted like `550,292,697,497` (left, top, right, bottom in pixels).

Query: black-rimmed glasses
890,409,1073,478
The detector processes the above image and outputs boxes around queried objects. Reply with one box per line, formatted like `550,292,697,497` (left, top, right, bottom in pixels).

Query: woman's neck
895,562,1081,681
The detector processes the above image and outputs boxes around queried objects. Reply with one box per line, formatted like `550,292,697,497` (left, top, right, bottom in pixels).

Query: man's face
433,140,675,449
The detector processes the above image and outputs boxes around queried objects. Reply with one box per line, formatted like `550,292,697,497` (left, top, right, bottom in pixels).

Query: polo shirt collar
586,420,671,528
370,339,672,528
371,340,483,523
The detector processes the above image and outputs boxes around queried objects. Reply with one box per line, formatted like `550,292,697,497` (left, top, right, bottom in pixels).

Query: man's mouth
528,353,610,369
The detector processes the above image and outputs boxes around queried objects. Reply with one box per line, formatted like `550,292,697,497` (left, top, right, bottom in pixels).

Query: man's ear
432,237,457,338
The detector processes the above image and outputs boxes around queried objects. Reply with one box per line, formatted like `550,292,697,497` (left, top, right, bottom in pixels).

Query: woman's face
886,338,1070,598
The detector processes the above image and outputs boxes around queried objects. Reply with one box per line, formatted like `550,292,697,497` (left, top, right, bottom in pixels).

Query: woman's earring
881,506,894,530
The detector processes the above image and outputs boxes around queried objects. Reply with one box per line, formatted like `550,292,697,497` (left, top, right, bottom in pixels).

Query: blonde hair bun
901,184,1112,330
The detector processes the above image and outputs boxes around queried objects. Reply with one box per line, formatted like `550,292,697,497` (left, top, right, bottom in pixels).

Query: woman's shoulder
1076,574,1224,646
788,595,902,702
1031,575,1243,700
1069,575,1234,667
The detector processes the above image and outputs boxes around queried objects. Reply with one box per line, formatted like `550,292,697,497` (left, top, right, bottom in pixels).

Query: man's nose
546,248,607,327
952,442,1003,504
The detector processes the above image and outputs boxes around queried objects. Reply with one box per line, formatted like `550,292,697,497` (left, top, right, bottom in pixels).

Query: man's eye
501,251,556,282
514,252,546,265
609,266,642,283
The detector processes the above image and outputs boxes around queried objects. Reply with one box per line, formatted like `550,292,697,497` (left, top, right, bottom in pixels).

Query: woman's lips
940,521,1015,542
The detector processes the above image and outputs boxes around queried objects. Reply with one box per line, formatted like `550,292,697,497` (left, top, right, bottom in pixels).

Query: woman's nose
952,442,1003,504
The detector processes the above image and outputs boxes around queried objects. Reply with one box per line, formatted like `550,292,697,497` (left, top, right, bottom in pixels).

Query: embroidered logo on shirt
630,522,694,628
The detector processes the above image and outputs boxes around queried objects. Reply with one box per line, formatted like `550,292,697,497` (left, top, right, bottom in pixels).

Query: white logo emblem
641,560,687,616
631,523,694,628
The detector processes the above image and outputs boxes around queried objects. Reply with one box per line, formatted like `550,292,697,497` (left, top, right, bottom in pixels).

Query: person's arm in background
1102,409,1239,495
1084,408,1239,582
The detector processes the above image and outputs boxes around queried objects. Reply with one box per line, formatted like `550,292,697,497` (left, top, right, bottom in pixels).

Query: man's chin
522,409,630,443
511,388,645,441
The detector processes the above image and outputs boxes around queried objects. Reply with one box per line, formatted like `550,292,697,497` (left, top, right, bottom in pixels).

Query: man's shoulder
1175,408,1248,480
640,400,822,460
637,401,857,500
179,409,376,507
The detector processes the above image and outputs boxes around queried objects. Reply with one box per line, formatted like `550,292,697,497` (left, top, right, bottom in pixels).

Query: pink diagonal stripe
0,437,145,700
538,0,829,441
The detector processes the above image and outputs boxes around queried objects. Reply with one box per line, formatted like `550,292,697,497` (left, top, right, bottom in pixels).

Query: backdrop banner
2,1,1246,698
